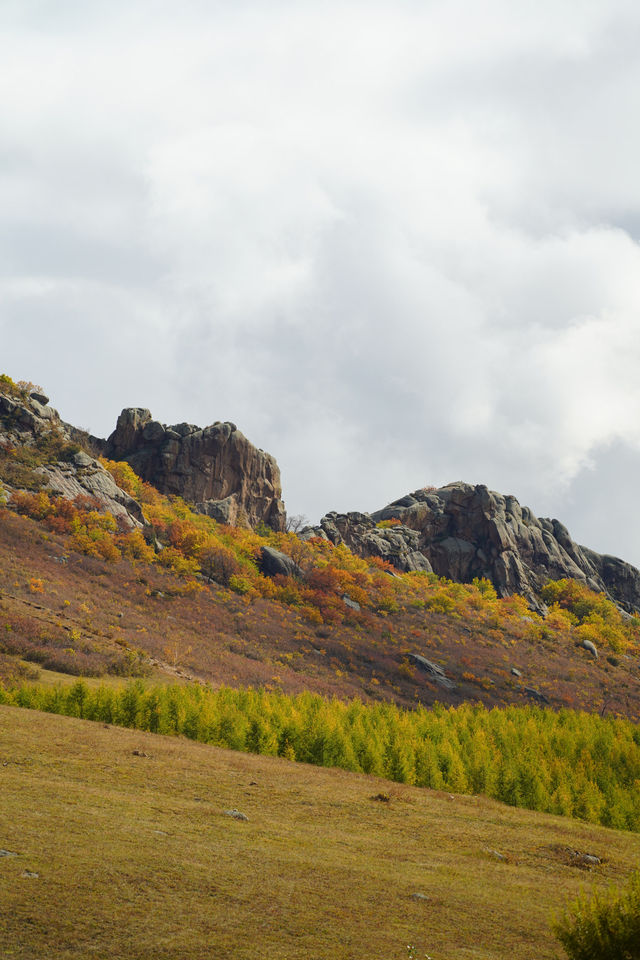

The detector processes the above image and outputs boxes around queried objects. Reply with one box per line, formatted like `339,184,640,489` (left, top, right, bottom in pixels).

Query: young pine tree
553,872,640,960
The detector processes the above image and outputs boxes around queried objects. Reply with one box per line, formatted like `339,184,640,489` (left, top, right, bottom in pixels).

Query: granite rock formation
104,408,286,531
307,482,640,614
0,388,143,527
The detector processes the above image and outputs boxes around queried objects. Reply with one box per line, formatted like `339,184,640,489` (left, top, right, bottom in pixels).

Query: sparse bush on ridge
0,374,40,399
2,680,640,831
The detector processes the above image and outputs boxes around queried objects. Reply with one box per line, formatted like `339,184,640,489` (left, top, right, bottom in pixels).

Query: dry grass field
2,704,639,960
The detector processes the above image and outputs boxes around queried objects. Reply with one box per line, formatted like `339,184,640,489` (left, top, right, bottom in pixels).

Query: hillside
1,368,639,717
2,503,639,719
2,375,640,958
3,705,640,960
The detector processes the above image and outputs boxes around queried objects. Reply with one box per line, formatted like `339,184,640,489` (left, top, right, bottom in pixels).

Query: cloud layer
2,1,640,562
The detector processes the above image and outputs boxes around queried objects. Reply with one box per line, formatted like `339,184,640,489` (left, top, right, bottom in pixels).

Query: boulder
258,546,301,579
223,809,248,821
580,639,598,660
342,594,361,611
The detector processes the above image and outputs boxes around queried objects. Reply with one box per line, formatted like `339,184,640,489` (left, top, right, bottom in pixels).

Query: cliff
0,382,286,534
104,408,286,531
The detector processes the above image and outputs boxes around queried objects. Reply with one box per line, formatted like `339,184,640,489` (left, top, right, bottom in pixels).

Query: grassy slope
2,509,639,718
2,705,639,960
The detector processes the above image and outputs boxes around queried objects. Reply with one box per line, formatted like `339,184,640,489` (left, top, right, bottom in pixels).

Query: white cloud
2,0,640,562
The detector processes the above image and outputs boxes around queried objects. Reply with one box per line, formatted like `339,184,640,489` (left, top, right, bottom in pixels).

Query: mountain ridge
309,483,640,615
2,374,640,616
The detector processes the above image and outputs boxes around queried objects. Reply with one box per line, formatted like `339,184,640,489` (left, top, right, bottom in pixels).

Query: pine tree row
3,680,639,831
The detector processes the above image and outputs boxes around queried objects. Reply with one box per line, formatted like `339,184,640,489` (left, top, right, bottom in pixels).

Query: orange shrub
118,529,155,563
12,490,54,520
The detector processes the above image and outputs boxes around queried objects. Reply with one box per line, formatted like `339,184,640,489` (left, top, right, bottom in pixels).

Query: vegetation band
2,679,639,831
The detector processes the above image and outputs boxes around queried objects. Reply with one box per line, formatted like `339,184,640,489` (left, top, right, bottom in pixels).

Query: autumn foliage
7,458,640,655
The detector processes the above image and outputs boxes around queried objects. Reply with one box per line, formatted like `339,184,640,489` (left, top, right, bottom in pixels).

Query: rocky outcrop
302,512,432,573
104,408,286,531
310,483,640,615
407,654,456,690
0,387,143,528
39,455,145,527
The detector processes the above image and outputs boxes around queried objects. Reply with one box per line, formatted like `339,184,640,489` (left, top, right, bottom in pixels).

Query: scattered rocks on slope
573,852,602,867
313,482,640,614
223,809,249,821
548,845,603,870
104,408,286,531
407,653,456,691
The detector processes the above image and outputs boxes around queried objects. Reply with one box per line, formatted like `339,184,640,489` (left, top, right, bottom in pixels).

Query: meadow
2,703,639,960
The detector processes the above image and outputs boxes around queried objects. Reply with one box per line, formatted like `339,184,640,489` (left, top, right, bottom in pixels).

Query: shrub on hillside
553,872,640,960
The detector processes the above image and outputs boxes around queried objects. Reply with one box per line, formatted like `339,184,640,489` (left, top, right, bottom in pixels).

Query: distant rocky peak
311,481,640,615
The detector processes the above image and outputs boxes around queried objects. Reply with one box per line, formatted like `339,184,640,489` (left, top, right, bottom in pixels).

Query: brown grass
1,705,639,959
1,509,638,720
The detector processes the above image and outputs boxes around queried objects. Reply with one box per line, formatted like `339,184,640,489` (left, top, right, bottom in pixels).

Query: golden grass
30,665,175,690
2,706,639,959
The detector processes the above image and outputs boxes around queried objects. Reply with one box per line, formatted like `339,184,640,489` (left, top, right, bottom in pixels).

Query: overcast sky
3,1,640,563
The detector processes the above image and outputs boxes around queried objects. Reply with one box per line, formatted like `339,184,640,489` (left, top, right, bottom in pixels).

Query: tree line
3,680,639,831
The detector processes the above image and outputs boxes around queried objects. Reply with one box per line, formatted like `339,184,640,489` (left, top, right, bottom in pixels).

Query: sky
2,1,640,564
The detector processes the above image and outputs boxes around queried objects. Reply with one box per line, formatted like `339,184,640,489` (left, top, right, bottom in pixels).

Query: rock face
0,388,143,528
302,511,432,573
309,482,640,614
104,408,286,532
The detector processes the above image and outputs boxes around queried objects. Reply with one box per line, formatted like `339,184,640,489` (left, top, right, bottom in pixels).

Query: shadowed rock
407,653,456,690
524,686,550,704
259,546,301,579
